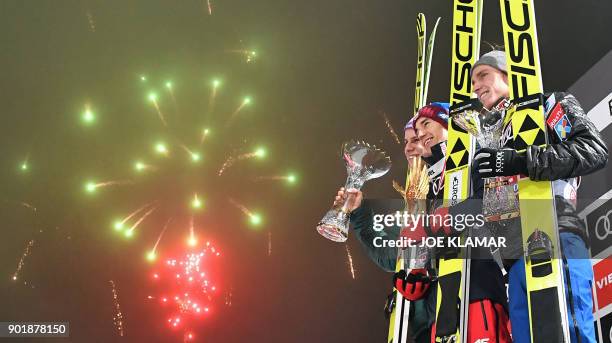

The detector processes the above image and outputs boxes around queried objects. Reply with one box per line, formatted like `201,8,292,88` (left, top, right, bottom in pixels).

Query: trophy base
483,176,520,223
316,223,348,243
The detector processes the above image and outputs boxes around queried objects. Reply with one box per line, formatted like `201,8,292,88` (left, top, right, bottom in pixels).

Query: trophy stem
339,197,350,215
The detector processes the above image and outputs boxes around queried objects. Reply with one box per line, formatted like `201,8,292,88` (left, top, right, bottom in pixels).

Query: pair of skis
501,0,570,341
387,12,440,343
438,0,571,342
436,0,483,342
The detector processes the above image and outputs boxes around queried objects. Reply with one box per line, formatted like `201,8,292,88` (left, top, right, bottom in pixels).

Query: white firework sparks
109,280,125,337
345,244,356,280
12,240,35,281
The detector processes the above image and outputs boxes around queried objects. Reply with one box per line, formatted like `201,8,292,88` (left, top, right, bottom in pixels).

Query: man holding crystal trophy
463,51,608,343
316,102,511,342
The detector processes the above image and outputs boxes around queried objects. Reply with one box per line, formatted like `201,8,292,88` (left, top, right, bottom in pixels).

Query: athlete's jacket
349,141,507,337
348,146,446,338
349,142,448,272
524,92,607,238
489,92,608,250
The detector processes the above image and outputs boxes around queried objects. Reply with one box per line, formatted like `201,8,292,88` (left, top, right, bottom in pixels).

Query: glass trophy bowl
450,99,506,149
451,99,520,222
316,140,391,242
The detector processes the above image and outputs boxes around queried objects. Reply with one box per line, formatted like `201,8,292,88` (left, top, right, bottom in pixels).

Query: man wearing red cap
410,103,512,343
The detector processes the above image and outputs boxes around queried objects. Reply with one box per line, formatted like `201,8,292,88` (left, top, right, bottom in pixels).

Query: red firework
149,241,222,342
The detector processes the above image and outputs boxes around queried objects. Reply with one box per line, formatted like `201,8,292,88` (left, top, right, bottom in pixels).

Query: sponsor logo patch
547,103,571,141
594,257,612,310
546,102,565,129
586,196,612,256
553,115,572,141
494,98,511,112
499,121,514,148
448,171,463,207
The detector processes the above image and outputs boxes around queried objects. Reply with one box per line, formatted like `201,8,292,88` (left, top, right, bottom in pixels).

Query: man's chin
481,98,496,110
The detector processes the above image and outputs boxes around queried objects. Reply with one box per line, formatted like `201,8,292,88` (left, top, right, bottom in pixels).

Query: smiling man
471,53,510,111
333,117,434,343
413,102,449,157
404,118,426,166
469,50,609,343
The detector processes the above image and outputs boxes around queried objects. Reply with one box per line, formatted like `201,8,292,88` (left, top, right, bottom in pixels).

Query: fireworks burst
3,198,38,212
164,81,180,115
228,198,262,227
124,205,159,238
345,244,356,280
200,128,211,145
267,231,272,256
109,280,125,337
85,180,133,194
86,10,96,32
147,218,173,262
85,72,285,258
180,145,201,163
19,202,36,212
253,173,297,185
148,92,167,126
218,147,266,176
19,154,30,172
134,160,156,172
79,67,295,332
207,79,221,119
224,287,233,307
12,240,34,281
114,202,157,232
206,0,212,15
225,96,252,127
379,111,401,145
150,243,222,340
82,104,95,125
187,216,198,247
225,49,257,63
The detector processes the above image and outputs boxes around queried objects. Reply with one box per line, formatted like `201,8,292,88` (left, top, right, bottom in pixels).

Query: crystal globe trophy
316,140,391,242
451,98,520,222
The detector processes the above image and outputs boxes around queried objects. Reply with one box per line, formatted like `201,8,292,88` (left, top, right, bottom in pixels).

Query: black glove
473,147,527,178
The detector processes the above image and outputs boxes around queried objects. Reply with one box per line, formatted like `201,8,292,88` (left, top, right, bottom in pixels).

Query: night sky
1,1,612,342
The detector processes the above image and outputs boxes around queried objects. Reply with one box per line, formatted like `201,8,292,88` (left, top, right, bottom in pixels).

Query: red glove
393,269,431,301
400,221,427,242
429,206,451,236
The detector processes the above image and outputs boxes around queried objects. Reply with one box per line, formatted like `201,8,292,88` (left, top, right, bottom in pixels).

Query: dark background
1,1,611,342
